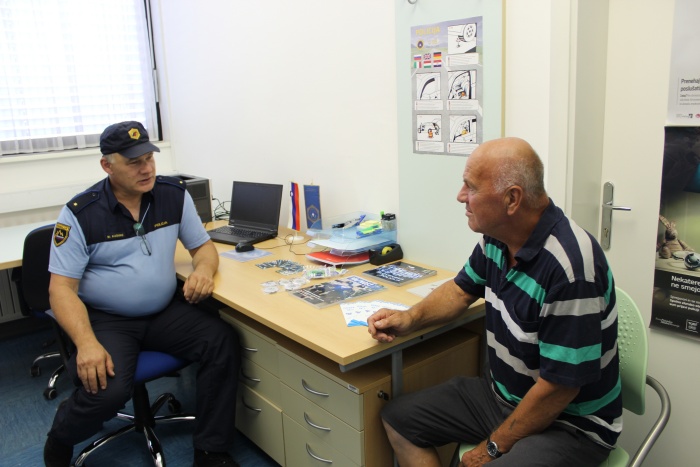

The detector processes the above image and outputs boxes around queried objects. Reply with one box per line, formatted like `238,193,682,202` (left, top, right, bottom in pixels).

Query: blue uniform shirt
49,176,211,317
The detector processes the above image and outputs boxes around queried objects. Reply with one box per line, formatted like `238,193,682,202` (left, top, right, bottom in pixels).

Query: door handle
601,182,632,250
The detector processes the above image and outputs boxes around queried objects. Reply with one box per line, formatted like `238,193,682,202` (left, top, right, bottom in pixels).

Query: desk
176,223,485,466
174,224,484,384
0,221,53,270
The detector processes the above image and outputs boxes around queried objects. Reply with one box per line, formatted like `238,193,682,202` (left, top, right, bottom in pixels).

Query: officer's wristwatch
486,435,502,459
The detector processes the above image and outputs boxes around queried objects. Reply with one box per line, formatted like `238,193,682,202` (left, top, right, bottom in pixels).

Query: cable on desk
212,198,230,221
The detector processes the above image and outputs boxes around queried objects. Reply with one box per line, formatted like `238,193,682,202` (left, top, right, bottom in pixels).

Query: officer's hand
182,270,214,304
76,341,115,394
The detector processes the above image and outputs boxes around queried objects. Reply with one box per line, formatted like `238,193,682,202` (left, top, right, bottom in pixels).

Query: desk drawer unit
279,351,364,430
223,314,280,376
240,358,281,406
236,384,285,466
281,383,363,465
283,415,358,467
220,306,481,467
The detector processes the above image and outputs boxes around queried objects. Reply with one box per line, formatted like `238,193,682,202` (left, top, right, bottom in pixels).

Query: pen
332,214,366,229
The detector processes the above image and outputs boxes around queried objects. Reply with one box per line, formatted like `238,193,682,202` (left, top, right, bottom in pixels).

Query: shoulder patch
53,223,71,246
67,190,100,215
156,175,186,191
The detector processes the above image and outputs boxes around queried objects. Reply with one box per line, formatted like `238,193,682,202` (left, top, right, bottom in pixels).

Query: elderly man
44,121,240,467
368,137,621,466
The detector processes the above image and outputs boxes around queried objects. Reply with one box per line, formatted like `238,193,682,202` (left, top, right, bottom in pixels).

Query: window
0,0,158,157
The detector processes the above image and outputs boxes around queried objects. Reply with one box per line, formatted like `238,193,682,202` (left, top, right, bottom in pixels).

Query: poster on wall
651,0,700,340
666,0,700,125
651,127,700,340
411,17,484,156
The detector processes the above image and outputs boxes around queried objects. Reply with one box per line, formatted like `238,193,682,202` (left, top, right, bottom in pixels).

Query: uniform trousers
47,296,241,452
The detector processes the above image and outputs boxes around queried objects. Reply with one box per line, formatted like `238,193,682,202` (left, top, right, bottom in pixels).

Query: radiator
0,269,23,323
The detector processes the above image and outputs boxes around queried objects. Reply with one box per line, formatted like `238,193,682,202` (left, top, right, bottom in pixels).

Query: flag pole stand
289,231,305,244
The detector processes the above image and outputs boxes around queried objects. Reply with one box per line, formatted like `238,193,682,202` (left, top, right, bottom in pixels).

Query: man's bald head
470,137,548,209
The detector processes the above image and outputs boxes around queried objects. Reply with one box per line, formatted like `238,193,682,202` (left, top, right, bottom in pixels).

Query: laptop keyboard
211,226,269,238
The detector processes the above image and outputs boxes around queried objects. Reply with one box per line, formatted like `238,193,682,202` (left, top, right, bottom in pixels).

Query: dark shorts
381,376,611,467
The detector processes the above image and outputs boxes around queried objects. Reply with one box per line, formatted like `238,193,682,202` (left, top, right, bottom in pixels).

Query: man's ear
100,157,113,175
504,185,524,214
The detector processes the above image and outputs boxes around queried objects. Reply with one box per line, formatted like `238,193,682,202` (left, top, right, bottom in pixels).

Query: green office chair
450,287,671,467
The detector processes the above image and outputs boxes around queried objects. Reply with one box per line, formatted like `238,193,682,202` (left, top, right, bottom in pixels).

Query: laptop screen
229,181,283,227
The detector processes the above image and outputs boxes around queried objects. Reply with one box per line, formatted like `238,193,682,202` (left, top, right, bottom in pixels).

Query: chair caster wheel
44,387,57,400
31,366,41,377
168,399,182,413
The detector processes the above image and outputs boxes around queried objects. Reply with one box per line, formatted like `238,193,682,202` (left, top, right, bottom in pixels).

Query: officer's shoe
193,449,240,467
44,436,73,467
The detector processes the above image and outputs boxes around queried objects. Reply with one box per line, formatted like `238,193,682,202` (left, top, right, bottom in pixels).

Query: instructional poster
411,16,484,156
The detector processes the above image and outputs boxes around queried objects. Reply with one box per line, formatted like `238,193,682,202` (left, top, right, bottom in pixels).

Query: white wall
153,0,399,229
0,146,176,226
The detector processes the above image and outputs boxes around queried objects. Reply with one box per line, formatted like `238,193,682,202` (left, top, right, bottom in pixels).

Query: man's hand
75,340,115,394
185,240,218,303
367,308,414,343
459,441,493,466
182,269,215,303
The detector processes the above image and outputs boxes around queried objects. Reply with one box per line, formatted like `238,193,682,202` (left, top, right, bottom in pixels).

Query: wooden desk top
175,223,484,367
0,221,55,270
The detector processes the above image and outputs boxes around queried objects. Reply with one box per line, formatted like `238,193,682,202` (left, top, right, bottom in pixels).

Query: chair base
74,390,195,467
30,351,65,400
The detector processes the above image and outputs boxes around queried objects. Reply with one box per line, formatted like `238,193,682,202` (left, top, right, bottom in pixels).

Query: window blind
0,0,157,156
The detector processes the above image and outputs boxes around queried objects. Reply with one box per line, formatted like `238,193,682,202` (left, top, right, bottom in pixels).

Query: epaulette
67,190,100,215
156,175,187,191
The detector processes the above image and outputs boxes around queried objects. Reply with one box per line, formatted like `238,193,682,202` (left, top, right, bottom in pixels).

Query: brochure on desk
289,275,386,309
362,261,437,286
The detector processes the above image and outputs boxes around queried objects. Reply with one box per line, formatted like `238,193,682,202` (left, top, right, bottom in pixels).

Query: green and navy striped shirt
454,200,622,448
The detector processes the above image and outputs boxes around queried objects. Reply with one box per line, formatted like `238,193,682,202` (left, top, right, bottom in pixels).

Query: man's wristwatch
486,435,502,459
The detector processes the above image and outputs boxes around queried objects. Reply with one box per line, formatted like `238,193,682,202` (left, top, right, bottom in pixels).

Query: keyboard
211,226,269,238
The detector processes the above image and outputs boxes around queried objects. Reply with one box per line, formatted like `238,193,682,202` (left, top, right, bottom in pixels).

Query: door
583,1,693,466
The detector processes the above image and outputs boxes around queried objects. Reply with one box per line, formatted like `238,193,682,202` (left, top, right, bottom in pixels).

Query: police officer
43,121,241,467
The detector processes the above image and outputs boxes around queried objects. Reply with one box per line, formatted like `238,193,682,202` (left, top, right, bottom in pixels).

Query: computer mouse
235,242,254,253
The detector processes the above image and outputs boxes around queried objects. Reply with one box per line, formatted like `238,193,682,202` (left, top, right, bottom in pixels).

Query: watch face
487,440,501,458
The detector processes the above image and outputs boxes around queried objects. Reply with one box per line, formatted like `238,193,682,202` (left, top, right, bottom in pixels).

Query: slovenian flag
289,182,301,232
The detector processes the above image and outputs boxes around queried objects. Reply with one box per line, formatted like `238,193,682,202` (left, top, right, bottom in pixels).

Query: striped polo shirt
454,200,622,448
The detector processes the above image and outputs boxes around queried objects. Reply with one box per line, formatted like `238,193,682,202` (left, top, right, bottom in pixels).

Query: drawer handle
241,371,261,383
301,379,330,397
304,412,331,432
241,397,262,413
242,346,258,353
305,443,333,464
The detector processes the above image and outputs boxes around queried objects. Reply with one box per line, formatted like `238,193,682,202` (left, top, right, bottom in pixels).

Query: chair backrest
20,224,55,314
615,287,648,415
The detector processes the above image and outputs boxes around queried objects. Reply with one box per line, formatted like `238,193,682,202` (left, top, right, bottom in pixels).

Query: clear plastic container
381,212,397,231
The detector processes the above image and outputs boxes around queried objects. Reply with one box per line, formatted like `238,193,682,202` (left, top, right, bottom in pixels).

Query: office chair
20,224,196,466
450,287,671,467
73,351,195,466
13,224,67,400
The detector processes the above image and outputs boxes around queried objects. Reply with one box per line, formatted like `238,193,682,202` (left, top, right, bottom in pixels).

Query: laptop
207,181,284,246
